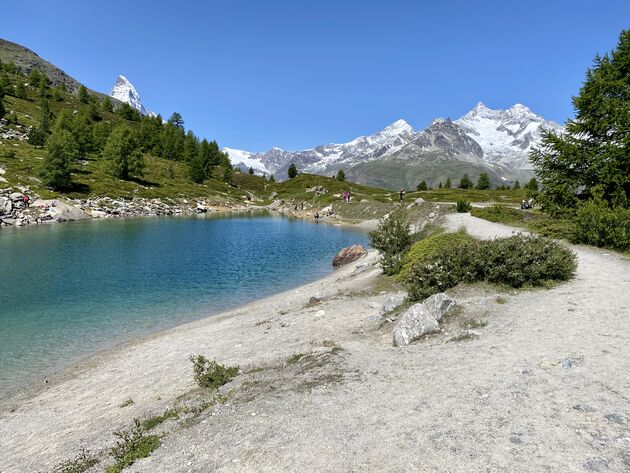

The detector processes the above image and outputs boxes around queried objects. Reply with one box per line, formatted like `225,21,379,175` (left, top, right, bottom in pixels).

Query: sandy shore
1,215,629,472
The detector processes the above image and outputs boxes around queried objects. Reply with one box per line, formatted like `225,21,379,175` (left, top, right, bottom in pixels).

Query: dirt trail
1,214,629,472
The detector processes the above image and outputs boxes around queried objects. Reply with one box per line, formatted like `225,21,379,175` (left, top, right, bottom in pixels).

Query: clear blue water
0,213,368,397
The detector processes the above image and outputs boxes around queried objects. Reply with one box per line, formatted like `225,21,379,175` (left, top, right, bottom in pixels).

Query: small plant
119,398,134,408
54,449,98,473
106,420,160,473
287,352,307,364
190,355,239,390
456,199,472,213
495,296,507,304
570,199,630,251
141,407,182,431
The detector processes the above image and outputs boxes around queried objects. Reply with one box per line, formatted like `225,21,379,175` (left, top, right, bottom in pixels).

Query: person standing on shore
399,188,405,204
23,194,30,208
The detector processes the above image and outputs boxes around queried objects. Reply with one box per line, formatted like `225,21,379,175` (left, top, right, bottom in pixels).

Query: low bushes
471,205,523,225
369,210,413,275
398,231,475,280
571,200,630,252
456,199,472,213
404,234,577,301
190,355,239,390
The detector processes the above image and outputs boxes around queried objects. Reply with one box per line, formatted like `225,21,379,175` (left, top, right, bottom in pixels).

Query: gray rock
583,458,608,471
379,292,407,316
392,293,455,347
604,413,625,424
332,245,367,267
415,197,425,206
0,196,12,215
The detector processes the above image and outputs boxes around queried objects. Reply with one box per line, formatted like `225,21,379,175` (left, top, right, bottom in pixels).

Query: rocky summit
226,103,561,189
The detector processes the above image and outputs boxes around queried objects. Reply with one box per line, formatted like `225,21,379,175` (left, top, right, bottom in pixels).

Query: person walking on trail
23,194,30,208
399,188,405,204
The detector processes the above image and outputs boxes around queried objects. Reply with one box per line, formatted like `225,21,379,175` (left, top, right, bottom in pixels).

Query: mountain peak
110,75,148,115
382,119,413,135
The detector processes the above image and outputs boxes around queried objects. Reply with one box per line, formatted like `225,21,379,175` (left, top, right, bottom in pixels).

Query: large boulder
379,292,407,316
0,197,12,215
392,293,455,347
332,245,367,267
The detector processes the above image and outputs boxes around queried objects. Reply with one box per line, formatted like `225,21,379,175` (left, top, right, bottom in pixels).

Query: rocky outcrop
392,293,455,347
379,292,407,316
332,245,367,267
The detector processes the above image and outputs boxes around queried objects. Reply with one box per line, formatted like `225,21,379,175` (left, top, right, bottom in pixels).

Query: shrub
456,199,472,213
106,420,160,473
190,355,239,390
404,234,577,301
398,231,474,280
368,210,412,275
571,200,630,251
471,205,523,225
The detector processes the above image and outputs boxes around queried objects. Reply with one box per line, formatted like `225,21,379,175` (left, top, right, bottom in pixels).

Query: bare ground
1,214,629,472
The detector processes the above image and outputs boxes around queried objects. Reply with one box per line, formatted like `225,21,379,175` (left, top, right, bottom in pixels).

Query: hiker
399,188,405,204
314,211,320,222
347,191,351,203
23,194,30,208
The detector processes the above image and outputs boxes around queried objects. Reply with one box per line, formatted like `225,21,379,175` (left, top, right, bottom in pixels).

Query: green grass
53,449,98,473
106,420,160,473
470,205,573,239
140,407,183,431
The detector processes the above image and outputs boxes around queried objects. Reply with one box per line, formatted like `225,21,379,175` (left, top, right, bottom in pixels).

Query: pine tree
40,128,77,190
269,174,275,182
15,81,26,99
459,174,473,189
222,164,233,184
476,173,491,190
168,112,184,129
531,29,630,210
248,167,254,175
101,96,113,112
28,126,46,148
438,182,443,189
287,163,298,179
525,177,539,192
39,98,53,134
77,85,89,103
189,154,206,183
416,180,428,191
445,177,452,189
103,126,145,180
0,97,5,120
336,169,346,182
184,131,199,162
513,179,521,190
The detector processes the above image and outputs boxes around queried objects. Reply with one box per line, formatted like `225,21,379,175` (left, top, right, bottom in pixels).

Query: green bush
456,199,472,213
369,210,412,275
398,231,475,280
471,205,523,225
570,200,630,251
190,355,239,390
106,420,160,473
404,234,577,301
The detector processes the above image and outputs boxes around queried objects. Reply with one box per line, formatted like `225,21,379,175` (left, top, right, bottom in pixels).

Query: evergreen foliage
287,163,298,179
444,177,452,189
40,128,78,190
0,97,5,119
416,180,428,191
77,85,89,103
531,29,630,211
28,126,46,148
248,167,254,175
459,174,473,189
336,169,346,181
476,172,491,190
369,210,412,275
103,126,145,180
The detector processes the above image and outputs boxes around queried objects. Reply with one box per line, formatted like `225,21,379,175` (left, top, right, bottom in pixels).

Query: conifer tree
168,112,184,129
476,173,491,190
15,81,26,99
445,177,452,189
287,163,298,179
39,98,53,134
531,29,630,210
416,180,428,191
101,96,113,112
0,97,5,120
40,128,77,190
459,174,473,189
248,167,254,175
438,182,443,189
28,126,46,148
189,154,206,183
525,177,539,192
336,169,346,181
103,126,145,180
77,85,89,103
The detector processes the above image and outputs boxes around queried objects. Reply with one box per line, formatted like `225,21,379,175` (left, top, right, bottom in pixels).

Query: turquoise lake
0,214,368,397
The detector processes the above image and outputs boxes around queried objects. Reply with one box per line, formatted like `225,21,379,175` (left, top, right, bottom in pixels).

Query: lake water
0,213,368,397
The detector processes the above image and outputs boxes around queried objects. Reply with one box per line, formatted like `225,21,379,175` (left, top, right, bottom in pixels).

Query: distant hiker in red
23,194,30,208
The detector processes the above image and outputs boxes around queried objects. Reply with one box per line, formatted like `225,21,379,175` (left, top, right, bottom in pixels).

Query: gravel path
1,214,629,472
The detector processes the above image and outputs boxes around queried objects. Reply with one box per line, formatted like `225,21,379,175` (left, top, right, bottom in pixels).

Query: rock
392,293,455,347
306,185,327,194
415,198,425,205
321,205,333,216
270,191,278,199
9,192,23,202
315,310,326,317
428,212,436,218
0,197,12,215
309,296,321,305
379,292,407,316
196,203,208,213
332,245,367,267
604,413,625,424
583,458,608,471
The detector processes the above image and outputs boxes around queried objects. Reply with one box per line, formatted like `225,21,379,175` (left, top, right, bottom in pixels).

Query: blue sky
3,1,628,151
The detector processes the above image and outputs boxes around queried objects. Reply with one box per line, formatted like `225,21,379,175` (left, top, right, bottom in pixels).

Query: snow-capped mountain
454,102,562,170
109,75,151,116
226,102,560,188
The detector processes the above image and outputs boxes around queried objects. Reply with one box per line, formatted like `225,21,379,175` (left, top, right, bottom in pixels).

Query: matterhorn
109,75,152,116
